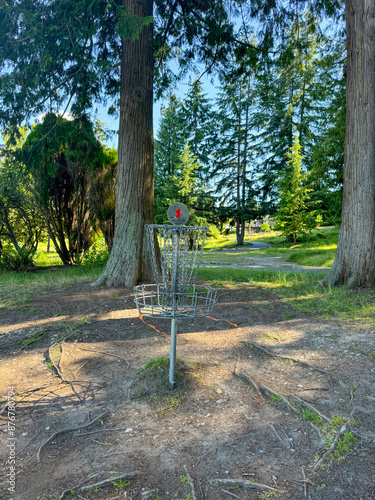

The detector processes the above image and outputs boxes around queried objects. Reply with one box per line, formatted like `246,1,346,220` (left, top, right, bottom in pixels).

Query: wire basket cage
134,283,217,319
145,224,208,294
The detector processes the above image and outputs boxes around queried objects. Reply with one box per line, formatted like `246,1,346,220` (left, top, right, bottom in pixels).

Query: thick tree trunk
93,0,154,287
323,0,375,287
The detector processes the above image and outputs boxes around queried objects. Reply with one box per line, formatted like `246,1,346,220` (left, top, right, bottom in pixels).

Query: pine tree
180,78,215,177
213,58,258,244
277,135,320,244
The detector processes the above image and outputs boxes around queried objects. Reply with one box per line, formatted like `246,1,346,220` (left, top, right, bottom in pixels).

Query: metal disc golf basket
134,204,217,388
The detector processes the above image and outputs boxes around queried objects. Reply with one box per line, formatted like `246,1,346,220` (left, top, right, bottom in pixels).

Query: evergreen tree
180,78,216,177
20,113,105,264
155,144,211,225
277,135,320,244
252,13,329,211
213,58,258,244
154,94,187,177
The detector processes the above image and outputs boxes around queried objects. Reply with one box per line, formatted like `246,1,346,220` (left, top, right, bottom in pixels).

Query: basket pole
169,317,177,389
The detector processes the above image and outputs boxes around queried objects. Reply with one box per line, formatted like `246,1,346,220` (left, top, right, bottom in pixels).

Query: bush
0,247,36,272
207,225,221,239
80,239,109,267
261,223,271,232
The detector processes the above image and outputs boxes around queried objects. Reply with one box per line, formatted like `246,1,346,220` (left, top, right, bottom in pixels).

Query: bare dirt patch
0,280,374,500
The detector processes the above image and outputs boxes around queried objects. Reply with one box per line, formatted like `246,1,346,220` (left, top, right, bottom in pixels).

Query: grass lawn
198,266,375,326
204,226,339,268
34,241,62,266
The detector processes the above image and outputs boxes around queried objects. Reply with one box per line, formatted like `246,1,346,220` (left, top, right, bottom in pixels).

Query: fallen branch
37,412,108,462
183,465,197,500
312,424,347,471
209,478,281,492
240,341,331,375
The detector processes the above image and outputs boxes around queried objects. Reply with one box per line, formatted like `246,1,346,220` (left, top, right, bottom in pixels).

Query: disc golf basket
134,203,217,388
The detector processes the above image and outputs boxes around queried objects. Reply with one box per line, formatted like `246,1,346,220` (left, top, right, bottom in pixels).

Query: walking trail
203,240,329,274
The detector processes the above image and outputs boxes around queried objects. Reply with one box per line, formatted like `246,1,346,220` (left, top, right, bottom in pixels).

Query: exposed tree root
258,383,299,414
36,412,108,462
221,489,241,499
289,394,330,423
58,471,139,499
46,344,83,402
183,465,197,500
210,478,281,492
311,424,347,471
233,369,261,395
240,341,332,376
308,422,325,447
268,424,290,449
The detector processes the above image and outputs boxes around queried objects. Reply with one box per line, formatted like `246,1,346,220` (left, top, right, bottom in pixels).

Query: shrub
80,239,109,267
207,225,221,239
261,223,271,232
0,247,36,272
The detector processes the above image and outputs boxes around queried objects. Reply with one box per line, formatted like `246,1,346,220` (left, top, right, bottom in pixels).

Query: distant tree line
154,12,345,244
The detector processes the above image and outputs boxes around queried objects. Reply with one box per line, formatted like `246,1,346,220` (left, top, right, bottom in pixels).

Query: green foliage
0,247,36,272
20,113,107,264
155,144,211,225
88,149,117,252
112,478,130,489
80,240,110,267
116,6,153,41
180,475,189,486
301,408,323,425
142,356,170,371
261,223,271,232
277,135,321,243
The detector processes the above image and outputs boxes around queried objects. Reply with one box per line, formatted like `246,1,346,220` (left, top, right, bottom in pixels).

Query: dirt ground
0,279,374,500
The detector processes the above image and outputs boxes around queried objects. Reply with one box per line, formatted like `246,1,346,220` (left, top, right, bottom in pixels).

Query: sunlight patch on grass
198,266,375,325
0,266,103,308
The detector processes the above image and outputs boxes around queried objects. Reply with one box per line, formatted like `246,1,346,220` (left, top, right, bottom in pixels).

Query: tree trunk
92,0,154,287
322,0,375,287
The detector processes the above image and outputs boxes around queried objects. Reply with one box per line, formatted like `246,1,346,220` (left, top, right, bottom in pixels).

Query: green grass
0,265,103,308
203,226,339,268
34,241,62,266
198,267,375,325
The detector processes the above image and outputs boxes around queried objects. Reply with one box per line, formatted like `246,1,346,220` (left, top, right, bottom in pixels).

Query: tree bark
92,0,154,287
323,0,375,287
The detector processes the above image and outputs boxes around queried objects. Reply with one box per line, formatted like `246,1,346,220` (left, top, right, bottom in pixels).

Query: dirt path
202,256,328,273
0,282,374,499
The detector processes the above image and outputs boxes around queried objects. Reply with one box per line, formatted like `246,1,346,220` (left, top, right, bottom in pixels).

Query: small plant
301,408,323,425
180,475,189,486
46,361,54,370
92,486,99,493
332,431,356,461
269,393,282,402
112,478,130,489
